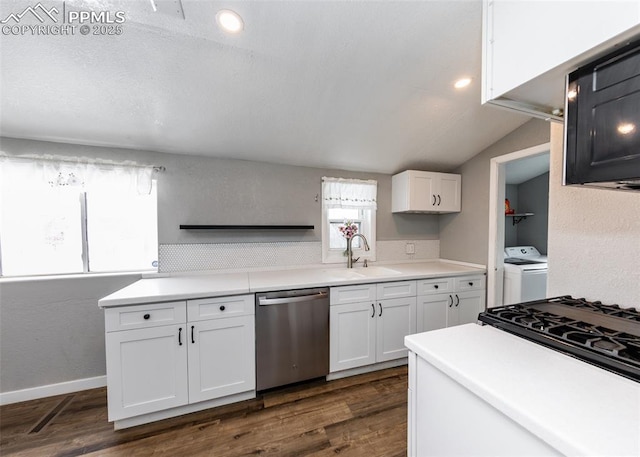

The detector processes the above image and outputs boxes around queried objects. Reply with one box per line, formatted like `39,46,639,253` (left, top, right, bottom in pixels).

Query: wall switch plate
405,243,415,254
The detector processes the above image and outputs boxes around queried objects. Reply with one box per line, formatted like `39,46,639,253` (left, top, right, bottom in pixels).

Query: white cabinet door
455,291,485,326
409,172,437,212
376,297,417,362
188,315,255,404
417,294,450,333
330,301,376,372
437,174,461,213
105,324,188,421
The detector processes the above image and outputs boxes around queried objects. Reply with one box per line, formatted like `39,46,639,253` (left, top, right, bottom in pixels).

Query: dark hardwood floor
0,366,408,457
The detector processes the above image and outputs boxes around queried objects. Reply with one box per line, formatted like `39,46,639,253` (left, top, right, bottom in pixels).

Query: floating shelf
180,225,314,230
505,213,534,225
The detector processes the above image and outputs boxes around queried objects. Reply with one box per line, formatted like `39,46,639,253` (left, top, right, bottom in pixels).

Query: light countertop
98,260,485,307
405,324,640,457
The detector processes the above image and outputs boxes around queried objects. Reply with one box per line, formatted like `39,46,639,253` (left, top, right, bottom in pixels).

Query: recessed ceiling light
216,9,243,33
454,78,472,89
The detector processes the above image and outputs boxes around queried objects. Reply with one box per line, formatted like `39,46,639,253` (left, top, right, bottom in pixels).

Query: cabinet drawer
454,276,486,292
105,301,186,332
187,294,254,321
417,278,454,295
376,281,416,299
330,284,376,306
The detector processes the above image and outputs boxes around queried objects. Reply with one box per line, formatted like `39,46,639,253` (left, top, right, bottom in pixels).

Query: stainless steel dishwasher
255,288,329,391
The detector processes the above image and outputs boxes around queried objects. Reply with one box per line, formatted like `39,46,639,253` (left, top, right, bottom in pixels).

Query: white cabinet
417,275,485,333
104,295,255,426
392,170,461,214
105,323,189,421
330,281,416,373
482,0,640,119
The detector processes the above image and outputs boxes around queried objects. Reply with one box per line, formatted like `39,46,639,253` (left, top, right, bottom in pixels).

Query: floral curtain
322,177,377,210
0,154,156,195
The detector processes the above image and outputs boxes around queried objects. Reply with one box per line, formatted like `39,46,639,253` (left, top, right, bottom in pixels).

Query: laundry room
503,153,550,305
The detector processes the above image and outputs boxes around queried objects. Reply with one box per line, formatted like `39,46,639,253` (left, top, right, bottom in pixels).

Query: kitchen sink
354,266,403,277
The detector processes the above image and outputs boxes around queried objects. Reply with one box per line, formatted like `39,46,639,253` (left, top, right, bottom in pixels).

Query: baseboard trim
326,358,408,381
0,376,107,406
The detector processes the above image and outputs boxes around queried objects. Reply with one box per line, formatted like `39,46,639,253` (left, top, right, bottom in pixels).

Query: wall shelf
505,213,534,226
179,225,314,230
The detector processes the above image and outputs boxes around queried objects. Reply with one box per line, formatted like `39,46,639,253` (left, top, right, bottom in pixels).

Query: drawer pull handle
220,305,226,311
469,282,473,286
191,325,195,344
178,327,183,346
434,284,439,289
143,313,150,320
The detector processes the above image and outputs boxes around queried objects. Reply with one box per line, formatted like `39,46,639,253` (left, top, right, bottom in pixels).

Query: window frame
321,205,377,264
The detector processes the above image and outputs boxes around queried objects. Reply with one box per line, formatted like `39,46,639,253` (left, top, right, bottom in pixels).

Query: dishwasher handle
258,291,328,306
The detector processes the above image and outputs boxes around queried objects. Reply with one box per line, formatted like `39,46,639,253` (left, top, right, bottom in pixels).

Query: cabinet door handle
371,303,375,318
448,295,453,308
191,325,195,344
178,327,183,346
437,195,441,206
455,294,460,307
379,303,382,317
432,194,436,206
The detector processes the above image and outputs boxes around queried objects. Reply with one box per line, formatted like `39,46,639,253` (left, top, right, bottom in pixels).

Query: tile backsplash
159,240,439,273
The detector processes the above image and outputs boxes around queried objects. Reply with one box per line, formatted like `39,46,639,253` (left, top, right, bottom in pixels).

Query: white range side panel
411,355,562,457
485,0,640,101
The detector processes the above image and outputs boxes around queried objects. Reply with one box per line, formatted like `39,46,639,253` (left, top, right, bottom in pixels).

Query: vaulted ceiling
0,0,531,173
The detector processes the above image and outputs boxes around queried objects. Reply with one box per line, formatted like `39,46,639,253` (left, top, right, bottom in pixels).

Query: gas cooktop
478,296,640,382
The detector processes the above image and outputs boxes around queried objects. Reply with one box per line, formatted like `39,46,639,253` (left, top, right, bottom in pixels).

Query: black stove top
478,296,640,382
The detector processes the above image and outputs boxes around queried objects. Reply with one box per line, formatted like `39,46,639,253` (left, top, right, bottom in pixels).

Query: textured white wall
547,123,640,308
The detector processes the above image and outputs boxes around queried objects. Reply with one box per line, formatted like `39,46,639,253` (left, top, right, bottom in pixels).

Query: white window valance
0,154,158,195
322,177,377,210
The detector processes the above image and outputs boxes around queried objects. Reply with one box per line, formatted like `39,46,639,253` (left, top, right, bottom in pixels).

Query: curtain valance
322,177,377,210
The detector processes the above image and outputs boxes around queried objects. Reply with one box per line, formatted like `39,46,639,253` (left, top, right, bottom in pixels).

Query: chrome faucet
346,233,370,268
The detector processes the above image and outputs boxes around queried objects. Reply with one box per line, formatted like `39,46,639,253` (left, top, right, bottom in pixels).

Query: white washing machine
503,246,548,305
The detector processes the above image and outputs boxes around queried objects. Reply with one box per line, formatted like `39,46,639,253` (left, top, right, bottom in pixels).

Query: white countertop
98,260,484,307
405,324,640,457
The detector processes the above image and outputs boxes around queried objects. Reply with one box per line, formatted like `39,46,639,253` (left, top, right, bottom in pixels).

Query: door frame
487,142,550,308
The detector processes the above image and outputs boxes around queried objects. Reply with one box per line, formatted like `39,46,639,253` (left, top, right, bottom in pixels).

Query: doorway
487,142,550,308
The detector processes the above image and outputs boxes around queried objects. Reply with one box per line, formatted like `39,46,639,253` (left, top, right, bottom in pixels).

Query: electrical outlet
405,243,415,254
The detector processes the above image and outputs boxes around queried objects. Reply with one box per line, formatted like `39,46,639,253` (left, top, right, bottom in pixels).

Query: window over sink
321,177,377,264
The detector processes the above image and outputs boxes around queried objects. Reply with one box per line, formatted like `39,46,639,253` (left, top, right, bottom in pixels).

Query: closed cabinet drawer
330,284,376,306
454,276,486,292
417,278,454,296
187,294,254,321
105,301,186,332
376,281,416,300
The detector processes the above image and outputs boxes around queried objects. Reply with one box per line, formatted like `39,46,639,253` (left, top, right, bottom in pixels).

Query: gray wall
516,172,549,254
0,274,140,393
504,185,518,247
439,119,551,265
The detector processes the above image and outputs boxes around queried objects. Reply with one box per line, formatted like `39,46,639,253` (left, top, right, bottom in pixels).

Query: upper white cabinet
482,0,640,119
392,170,461,214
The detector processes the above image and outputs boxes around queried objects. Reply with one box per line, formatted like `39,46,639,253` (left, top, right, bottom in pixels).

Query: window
321,177,377,264
0,156,158,277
